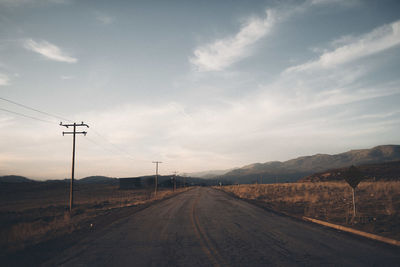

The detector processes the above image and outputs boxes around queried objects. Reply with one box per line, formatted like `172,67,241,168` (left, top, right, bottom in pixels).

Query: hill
300,160,400,182
182,169,234,179
78,176,118,184
119,175,210,187
0,175,35,183
221,145,400,184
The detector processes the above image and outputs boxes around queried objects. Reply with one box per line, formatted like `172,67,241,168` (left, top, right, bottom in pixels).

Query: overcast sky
1,0,400,180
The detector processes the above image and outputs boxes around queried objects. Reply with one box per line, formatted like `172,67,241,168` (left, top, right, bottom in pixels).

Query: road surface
45,187,399,266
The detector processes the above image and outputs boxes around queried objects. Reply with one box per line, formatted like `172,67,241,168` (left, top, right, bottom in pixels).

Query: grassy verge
217,181,400,241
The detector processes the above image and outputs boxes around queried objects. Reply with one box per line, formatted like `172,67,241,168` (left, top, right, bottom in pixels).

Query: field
0,182,190,254
219,181,400,240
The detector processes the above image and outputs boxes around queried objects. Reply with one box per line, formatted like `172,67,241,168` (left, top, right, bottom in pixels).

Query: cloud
60,75,74,80
23,39,78,63
286,20,400,73
190,9,276,72
0,0,68,7
308,0,359,6
95,12,114,25
0,73,10,86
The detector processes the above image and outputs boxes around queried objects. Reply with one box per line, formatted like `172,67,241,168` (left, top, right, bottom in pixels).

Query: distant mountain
300,160,400,182
0,175,35,183
78,176,118,184
221,145,400,184
183,169,234,179
119,175,211,187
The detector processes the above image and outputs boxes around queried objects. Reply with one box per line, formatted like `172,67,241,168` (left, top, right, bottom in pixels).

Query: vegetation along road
44,187,399,266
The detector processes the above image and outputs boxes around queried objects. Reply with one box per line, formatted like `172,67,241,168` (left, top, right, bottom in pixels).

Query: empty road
45,187,399,266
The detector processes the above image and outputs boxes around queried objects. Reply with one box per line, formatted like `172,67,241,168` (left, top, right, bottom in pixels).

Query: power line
0,96,136,159
1,96,143,165
91,128,136,160
85,136,135,161
0,96,72,122
85,136,116,154
0,107,55,124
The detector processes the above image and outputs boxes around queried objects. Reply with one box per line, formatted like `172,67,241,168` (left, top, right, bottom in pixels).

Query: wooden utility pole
172,171,178,191
152,161,162,198
60,122,89,212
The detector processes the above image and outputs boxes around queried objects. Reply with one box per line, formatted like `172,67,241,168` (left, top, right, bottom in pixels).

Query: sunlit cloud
0,73,10,86
286,20,400,73
190,9,276,72
24,39,78,63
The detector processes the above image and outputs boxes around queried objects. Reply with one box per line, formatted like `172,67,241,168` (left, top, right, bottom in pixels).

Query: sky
0,0,400,180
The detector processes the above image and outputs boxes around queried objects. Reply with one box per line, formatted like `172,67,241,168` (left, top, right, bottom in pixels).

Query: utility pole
60,122,89,212
152,161,162,198
172,171,178,191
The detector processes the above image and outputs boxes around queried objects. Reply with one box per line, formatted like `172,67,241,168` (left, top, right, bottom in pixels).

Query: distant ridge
77,176,118,184
221,145,400,184
183,169,234,179
0,175,35,183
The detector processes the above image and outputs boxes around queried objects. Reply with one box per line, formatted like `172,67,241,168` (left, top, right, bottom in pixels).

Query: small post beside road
344,165,364,224
60,122,89,212
152,161,162,198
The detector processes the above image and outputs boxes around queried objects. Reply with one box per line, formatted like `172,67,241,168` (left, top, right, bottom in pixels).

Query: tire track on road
190,189,227,267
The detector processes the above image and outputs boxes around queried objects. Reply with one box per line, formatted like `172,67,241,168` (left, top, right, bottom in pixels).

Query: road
45,187,399,266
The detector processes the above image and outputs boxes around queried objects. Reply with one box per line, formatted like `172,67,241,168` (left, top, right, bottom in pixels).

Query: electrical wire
0,95,138,162
90,129,136,160
0,96,72,122
85,136,117,154
0,107,55,124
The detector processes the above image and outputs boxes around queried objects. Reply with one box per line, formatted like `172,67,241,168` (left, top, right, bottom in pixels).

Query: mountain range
2,145,399,185
218,145,400,184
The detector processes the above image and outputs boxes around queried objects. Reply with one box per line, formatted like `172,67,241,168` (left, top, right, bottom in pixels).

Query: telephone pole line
60,122,89,212
172,171,178,191
152,161,162,198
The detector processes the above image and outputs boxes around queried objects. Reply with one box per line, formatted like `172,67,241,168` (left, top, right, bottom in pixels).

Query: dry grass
0,183,191,253
219,181,400,240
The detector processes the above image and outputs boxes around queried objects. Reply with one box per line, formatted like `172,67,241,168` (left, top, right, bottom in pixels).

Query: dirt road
44,187,399,266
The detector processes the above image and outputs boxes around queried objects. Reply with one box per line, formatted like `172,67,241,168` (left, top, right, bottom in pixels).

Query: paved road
45,187,399,266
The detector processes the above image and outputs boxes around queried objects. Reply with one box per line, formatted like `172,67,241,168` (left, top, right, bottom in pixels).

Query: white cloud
0,73,10,86
308,0,359,6
190,9,276,72
24,39,78,63
60,75,74,80
286,20,400,73
95,12,114,25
